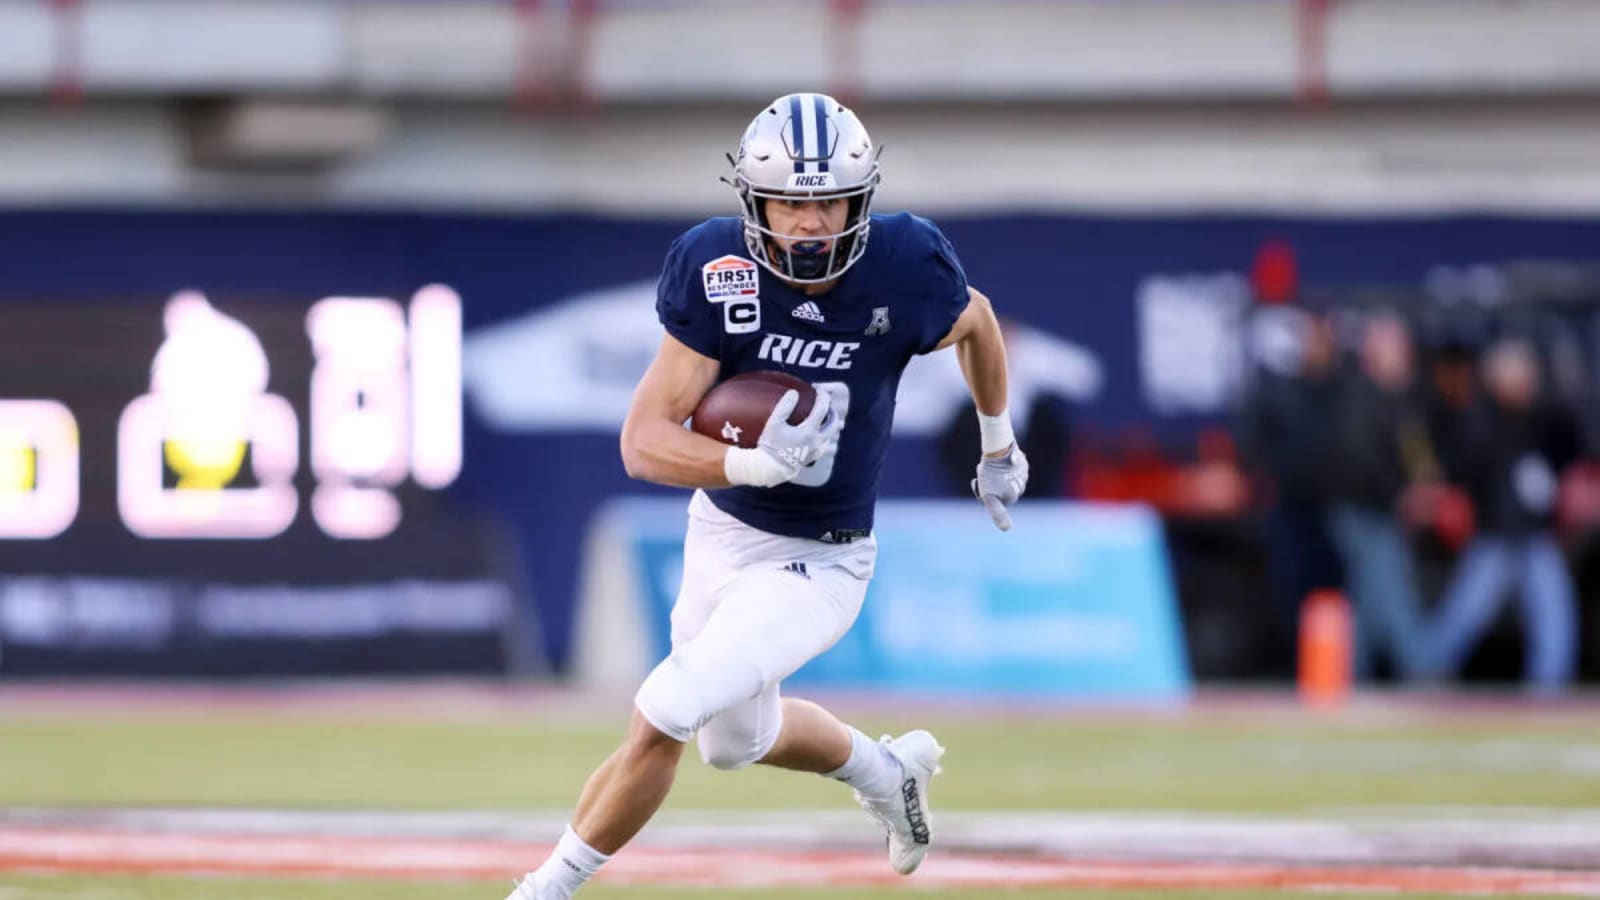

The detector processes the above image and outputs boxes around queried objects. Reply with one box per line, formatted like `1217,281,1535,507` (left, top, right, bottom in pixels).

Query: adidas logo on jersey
781,561,810,579
792,301,825,323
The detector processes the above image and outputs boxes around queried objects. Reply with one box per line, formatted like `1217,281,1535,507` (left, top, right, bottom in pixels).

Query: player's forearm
620,417,733,489
956,298,1009,418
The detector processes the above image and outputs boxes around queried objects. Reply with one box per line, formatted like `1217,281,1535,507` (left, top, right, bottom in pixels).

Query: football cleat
853,729,945,875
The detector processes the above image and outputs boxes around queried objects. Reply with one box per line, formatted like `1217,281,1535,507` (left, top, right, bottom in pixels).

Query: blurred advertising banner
0,280,525,677
0,577,513,677
574,497,1190,701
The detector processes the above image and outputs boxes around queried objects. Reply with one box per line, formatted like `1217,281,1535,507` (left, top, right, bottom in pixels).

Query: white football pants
634,490,874,769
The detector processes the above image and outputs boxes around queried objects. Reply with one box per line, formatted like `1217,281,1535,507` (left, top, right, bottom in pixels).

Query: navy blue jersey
656,212,970,541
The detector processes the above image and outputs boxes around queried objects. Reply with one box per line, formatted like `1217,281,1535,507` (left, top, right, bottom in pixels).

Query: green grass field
0,689,1597,899
2,702,1596,811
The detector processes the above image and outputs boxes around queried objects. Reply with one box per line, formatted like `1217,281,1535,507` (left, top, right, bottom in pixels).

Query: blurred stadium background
2,0,1600,897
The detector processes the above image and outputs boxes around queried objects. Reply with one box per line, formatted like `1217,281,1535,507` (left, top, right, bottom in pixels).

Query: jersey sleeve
654,231,721,360
912,219,972,355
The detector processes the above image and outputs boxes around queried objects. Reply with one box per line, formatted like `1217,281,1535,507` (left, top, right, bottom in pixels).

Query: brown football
690,370,817,449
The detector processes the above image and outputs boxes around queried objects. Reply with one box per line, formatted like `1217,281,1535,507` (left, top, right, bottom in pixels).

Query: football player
508,92,1028,900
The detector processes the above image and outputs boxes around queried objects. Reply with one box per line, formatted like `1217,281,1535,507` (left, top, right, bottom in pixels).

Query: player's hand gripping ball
691,371,817,449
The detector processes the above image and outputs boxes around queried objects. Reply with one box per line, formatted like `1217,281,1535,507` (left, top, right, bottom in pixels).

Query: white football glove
724,389,840,488
971,444,1029,531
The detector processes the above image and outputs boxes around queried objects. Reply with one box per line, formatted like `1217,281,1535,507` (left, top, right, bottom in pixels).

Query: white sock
528,825,611,899
825,727,904,801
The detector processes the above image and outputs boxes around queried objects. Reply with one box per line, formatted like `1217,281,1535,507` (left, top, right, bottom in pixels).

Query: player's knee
698,731,763,770
633,655,706,743
695,730,742,770
697,704,782,771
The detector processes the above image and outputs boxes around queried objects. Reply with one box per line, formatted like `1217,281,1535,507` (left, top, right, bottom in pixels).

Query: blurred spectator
1419,338,1584,693
1237,306,1343,657
1410,331,1482,551
1422,334,1480,455
1323,311,1431,682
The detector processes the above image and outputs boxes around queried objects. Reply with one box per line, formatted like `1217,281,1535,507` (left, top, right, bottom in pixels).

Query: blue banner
606,497,1190,701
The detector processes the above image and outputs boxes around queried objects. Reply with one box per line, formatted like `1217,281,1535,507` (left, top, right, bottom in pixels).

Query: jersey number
793,382,849,487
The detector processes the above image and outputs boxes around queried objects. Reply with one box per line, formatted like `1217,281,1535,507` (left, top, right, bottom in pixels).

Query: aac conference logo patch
702,255,759,302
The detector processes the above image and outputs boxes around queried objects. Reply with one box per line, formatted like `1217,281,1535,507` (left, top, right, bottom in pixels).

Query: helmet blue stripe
789,94,805,174
812,94,830,173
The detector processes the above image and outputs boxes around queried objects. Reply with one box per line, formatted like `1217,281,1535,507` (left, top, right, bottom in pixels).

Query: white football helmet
727,92,881,284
